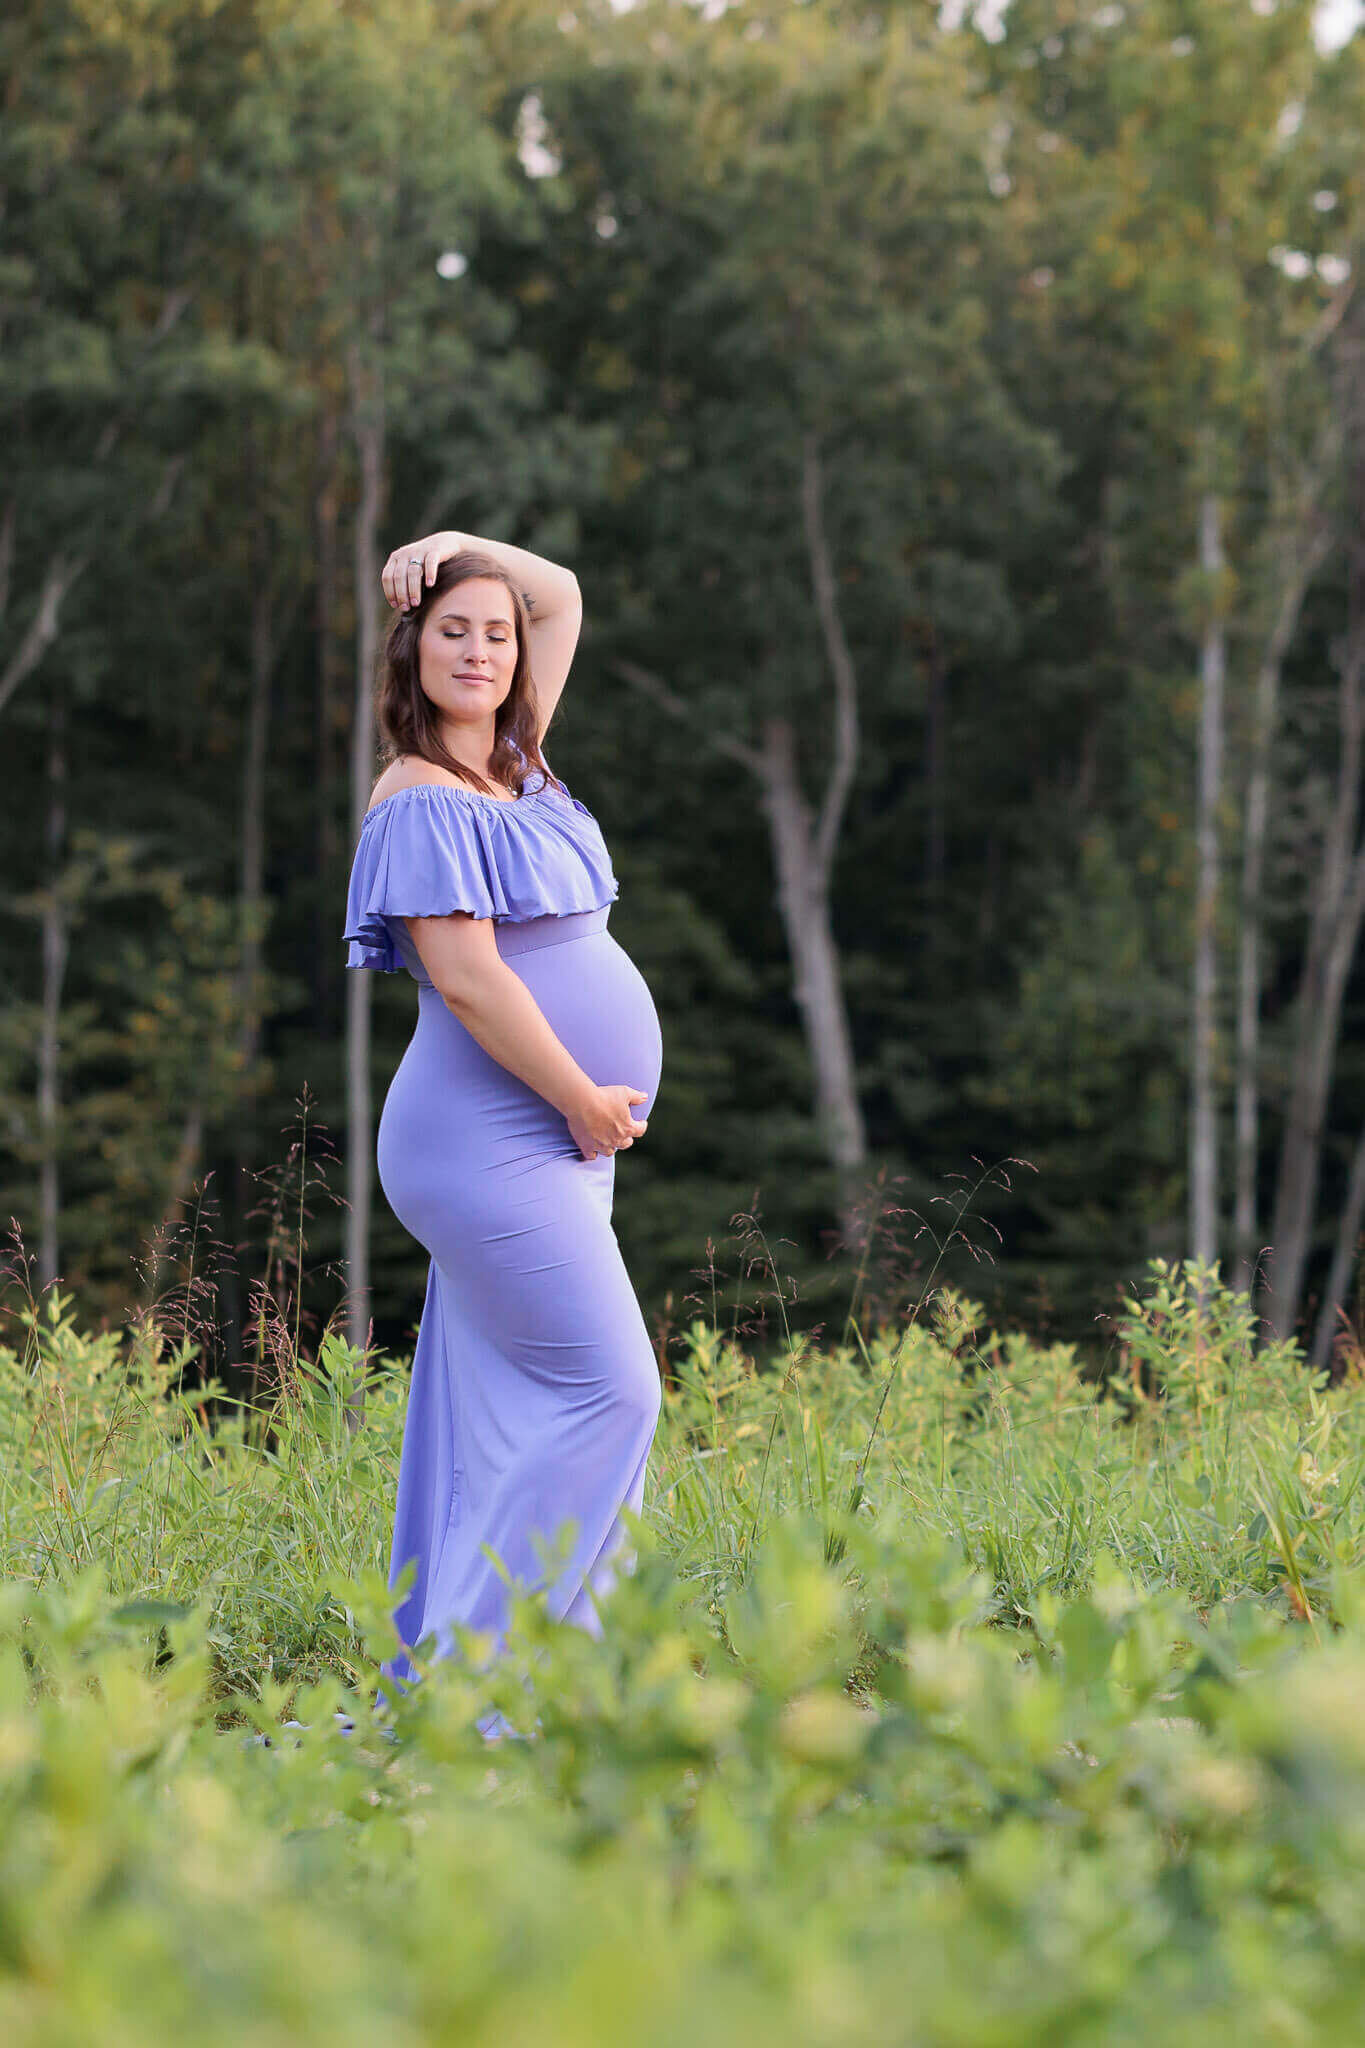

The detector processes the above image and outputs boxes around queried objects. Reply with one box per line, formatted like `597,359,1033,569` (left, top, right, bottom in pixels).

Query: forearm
456,531,579,619
444,962,596,1119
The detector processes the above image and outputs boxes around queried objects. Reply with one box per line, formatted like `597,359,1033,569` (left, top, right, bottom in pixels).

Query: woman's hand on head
382,533,467,613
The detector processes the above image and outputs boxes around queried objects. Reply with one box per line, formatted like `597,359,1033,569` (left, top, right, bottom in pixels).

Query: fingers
381,551,407,612
397,548,425,613
383,532,464,612
585,1133,637,1160
382,544,431,614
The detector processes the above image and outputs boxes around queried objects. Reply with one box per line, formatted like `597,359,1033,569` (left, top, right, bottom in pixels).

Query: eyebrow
436,610,513,628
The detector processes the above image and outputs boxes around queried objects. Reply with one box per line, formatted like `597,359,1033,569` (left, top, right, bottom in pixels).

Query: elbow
437,962,500,1015
438,980,476,1017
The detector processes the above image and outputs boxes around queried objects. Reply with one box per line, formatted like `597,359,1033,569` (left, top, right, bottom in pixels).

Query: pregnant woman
343,530,664,1740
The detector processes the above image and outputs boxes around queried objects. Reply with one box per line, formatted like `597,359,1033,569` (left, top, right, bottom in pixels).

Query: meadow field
5,1234,1365,2047
10,3,1365,2039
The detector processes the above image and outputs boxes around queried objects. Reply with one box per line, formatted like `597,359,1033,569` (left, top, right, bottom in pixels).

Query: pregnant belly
510,929,663,1113
376,926,662,1235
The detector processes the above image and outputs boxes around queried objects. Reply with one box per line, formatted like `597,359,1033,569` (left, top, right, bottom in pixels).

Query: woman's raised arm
382,529,583,742
382,529,579,621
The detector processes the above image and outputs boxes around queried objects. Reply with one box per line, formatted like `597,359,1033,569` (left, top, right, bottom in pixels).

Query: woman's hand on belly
566,1083,650,1162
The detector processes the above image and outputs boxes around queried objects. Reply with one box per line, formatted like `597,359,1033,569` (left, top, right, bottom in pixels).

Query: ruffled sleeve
343,790,512,974
343,781,619,974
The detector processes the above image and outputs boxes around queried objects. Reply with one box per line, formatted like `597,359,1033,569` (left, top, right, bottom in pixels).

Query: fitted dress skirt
374,902,664,1700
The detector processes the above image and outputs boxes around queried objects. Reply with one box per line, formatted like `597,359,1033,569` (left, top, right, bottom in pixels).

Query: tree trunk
345,333,387,1409
145,1103,206,1306
313,400,343,1029
1311,1106,1365,1373
0,288,193,722
797,431,870,1245
230,431,277,1290
1190,486,1225,1267
611,430,871,1254
1233,521,1332,1298
926,634,947,892
37,674,68,1290
1263,332,1365,1342
756,711,868,1240
0,553,91,722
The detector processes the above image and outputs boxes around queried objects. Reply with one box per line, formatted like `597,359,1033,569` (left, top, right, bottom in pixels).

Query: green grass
5,1234,1365,2045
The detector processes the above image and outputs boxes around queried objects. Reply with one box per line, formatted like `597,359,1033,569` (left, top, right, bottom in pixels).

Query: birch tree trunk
3,443,183,1300
796,429,869,1242
615,429,870,1252
345,331,387,1408
215,417,304,1368
228,437,279,1344
1311,1108,1365,1373
313,400,344,1025
1233,518,1332,1299
755,711,869,1244
1260,680,1365,1338
0,289,192,721
1190,486,1226,1267
1262,388,1365,1341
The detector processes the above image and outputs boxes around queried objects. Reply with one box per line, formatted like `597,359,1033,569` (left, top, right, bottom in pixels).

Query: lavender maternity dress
343,757,663,1716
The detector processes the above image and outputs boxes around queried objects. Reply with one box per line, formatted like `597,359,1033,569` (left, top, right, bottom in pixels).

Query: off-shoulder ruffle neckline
345,758,615,970
362,772,553,828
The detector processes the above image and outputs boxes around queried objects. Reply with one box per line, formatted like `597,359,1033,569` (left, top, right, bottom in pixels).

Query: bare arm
407,908,592,1114
404,911,650,1159
446,959,598,1119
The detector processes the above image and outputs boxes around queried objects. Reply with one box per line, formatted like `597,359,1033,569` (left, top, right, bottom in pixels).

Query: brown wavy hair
373,549,567,800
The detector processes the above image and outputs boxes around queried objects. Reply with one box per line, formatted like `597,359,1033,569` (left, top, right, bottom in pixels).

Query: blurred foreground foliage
7,1259,1365,2042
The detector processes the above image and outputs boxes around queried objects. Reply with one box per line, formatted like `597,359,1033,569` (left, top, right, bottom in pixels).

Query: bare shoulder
368,756,468,806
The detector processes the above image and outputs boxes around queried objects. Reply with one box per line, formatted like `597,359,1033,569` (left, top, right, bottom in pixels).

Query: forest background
4,0,1365,1383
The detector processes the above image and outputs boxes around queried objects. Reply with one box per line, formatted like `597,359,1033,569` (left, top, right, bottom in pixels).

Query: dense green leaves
8,1265,1365,2040
4,0,1365,1356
